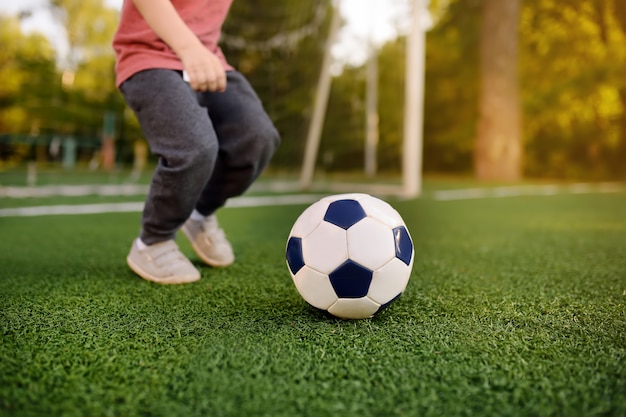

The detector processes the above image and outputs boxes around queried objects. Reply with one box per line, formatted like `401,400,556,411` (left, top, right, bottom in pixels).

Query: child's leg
120,69,219,245
193,71,281,216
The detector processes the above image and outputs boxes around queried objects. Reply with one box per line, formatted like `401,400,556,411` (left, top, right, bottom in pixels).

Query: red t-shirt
113,0,234,87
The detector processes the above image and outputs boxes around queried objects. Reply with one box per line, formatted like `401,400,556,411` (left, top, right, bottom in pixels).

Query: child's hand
180,45,227,93
130,0,227,93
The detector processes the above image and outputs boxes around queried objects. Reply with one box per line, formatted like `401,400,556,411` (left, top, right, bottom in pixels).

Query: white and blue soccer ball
286,193,414,319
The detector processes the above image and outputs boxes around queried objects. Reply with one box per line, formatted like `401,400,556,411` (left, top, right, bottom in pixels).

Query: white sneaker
127,239,201,284
181,214,235,267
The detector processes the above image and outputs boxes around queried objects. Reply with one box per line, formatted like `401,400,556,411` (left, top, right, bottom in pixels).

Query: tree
519,0,625,179
0,15,58,135
422,0,480,174
602,0,626,179
475,0,522,181
49,0,128,167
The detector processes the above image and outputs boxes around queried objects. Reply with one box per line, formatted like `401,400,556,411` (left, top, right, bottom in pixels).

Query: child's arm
131,0,227,92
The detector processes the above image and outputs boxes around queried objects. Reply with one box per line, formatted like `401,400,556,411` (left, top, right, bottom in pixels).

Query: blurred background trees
0,16,57,136
0,0,625,181
424,0,626,180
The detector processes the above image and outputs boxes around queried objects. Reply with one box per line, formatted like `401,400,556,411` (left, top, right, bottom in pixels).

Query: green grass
1,190,625,417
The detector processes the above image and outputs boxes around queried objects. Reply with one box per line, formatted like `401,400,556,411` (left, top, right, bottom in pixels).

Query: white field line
0,194,326,218
0,182,623,217
432,182,625,201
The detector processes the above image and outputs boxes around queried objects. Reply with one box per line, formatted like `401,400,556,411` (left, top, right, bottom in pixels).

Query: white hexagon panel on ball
346,217,396,271
301,221,348,275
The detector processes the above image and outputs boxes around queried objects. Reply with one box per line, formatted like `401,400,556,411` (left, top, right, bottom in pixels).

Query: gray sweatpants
120,69,280,245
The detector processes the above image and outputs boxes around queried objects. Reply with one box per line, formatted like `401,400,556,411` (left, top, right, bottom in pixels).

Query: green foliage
319,65,366,172
319,0,483,175
422,0,626,179
0,190,625,416
377,40,407,171
0,1,129,166
520,0,626,179
423,0,481,174
221,1,333,169
319,40,408,174
49,0,127,143
50,0,119,69
0,16,57,135
3,0,626,178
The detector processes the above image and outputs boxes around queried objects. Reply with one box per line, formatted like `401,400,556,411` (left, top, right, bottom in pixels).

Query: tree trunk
475,0,522,181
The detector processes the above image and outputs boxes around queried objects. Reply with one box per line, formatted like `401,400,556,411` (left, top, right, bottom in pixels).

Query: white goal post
298,0,429,199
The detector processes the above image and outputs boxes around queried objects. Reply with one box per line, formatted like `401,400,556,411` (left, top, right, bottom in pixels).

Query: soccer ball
285,193,414,319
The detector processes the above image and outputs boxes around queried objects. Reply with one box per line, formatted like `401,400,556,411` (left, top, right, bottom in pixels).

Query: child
113,0,280,284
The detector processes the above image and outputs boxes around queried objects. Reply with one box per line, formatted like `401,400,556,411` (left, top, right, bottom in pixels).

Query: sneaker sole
181,225,234,268
127,256,200,284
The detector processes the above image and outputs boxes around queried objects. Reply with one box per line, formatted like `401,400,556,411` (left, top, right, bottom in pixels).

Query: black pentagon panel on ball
393,226,413,265
286,237,305,274
323,199,366,230
328,260,373,298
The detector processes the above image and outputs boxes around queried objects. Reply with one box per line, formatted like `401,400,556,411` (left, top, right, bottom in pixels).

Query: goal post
298,0,429,199
299,4,342,191
402,0,428,198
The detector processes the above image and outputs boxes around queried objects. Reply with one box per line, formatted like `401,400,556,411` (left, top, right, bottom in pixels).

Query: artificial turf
0,189,624,417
